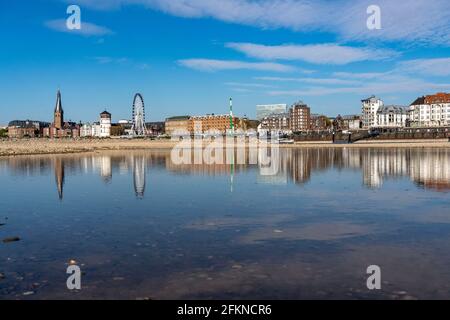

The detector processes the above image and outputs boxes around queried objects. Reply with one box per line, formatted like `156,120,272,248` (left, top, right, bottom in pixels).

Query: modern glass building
256,104,287,121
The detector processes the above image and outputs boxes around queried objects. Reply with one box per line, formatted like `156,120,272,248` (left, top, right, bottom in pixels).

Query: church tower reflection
54,157,65,200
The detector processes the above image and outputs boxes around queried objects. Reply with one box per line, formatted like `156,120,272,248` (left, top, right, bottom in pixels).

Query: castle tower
99,110,112,137
54,89,64,129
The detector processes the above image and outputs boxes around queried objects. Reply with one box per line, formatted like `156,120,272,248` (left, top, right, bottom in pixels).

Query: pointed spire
55,89,63,113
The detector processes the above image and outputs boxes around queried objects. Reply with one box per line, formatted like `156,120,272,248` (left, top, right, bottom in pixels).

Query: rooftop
377,105,409,114
166,116,191,121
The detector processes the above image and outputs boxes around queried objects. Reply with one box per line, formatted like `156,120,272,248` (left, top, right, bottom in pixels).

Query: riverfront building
81,111,112,138
376,105,409,128
259,113,291,135
409,92,450,127
43,90,80,138
340,115,363,130
165,116,191,135
362,95,384,128
256,104,288,121
7,120,50,138
290,101,311,132
310,114,330,131
190,114,240,134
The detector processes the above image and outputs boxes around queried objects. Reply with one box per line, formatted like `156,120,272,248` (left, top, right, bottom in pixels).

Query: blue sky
1,0,449,124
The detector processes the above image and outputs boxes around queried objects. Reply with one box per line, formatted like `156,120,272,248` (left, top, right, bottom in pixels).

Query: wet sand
0,138,449,157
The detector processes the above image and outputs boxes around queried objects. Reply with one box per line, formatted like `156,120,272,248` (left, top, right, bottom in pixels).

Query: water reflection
54,157,65,200
133,155,146,198
1,147,450,300
1,148,449,200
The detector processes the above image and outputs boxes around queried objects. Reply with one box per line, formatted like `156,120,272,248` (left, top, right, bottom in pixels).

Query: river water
0,148,449,299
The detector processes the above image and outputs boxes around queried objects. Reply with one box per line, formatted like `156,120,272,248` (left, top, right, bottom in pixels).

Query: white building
256,104,287,121
409,93,450,127
377,105,409,128
81,111,112,138
258,113,291,135
362,96,384,128
341,115,362,130
99,111,112,137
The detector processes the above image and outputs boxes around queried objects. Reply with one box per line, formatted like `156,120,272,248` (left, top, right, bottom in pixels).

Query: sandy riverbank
0,138,449,157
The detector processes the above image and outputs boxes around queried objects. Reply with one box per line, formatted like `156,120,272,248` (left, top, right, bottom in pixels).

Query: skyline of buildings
5,88,450,139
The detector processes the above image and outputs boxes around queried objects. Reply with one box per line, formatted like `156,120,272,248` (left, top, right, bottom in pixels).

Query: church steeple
54,89,64,129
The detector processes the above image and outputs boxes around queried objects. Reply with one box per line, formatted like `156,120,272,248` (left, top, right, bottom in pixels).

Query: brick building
165,116,191,135
7,120,49,138
310,114,329,131
259,113,291,134
43,90,80,138
190,114,240,134
290,101,311,132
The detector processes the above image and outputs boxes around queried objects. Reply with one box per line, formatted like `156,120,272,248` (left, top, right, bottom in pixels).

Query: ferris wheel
131,93,147,136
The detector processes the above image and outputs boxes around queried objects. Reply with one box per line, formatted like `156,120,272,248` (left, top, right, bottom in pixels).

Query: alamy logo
66,5,81,30
170,123,281,176
66,265,81,290
366,265,381,290
367,5,382,30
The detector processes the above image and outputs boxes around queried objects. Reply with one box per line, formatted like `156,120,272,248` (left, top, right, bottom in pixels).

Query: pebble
273,229,284,233
113,277,125,281
402,295,418,300
0,272,5,280
22,291,35,296
232,264,243,270
2,237,21,243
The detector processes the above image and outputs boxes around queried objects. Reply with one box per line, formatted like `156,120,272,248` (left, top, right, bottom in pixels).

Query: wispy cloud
225,82,276,89
90,56,150,70
332,72,391,80
255,76,361,85
64,0,450,45
226,43,398,65
45,19,113,36
178,59,295,72
398,58,450,76
269,79,450,96
93,56,129,64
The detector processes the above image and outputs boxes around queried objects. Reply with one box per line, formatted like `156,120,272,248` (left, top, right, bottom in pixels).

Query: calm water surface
0,148,450,299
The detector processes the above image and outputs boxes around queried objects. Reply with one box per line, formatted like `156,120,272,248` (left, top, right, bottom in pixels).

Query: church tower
54,89,64,129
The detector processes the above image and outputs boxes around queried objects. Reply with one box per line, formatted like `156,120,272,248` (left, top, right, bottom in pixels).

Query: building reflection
0,148,448,200
54,157,65,200
133,155,146,198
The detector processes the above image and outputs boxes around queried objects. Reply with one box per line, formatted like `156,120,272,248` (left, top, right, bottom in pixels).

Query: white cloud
226,43,397,65
178,59,295,72
65,0,450,45
225,82,276,88
255,76,361,85
335,0,450,45
332,72,391,79
93,56,129,64
398,58,450,76
45,19,113,36
269,79,450,96
91,56,151,70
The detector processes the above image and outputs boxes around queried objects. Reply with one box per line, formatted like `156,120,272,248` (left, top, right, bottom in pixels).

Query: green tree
0,128,8,138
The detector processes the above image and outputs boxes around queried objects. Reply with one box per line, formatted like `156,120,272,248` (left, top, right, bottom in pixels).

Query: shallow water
0,148,449,300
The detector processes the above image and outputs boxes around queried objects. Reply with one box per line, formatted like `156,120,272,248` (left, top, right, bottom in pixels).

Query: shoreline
0,138,449,157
